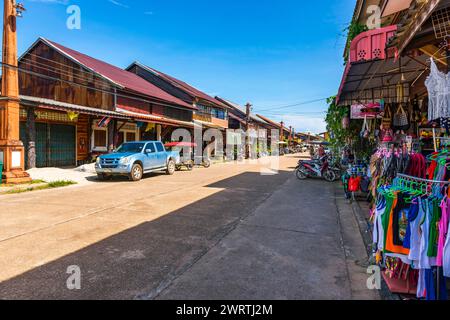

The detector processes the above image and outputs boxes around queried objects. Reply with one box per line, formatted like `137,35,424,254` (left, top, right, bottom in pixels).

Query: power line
255,97,328,112
3,54,326,126
0,61,217,117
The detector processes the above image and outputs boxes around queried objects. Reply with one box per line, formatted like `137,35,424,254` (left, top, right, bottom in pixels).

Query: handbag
382,104,392,128
348,176,361,192
360,116,370,139
393,104,409,131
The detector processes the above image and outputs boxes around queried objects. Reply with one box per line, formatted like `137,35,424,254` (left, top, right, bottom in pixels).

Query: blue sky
12,0,354,133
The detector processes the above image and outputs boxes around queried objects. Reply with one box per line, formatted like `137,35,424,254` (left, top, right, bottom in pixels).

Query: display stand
394,173,450,299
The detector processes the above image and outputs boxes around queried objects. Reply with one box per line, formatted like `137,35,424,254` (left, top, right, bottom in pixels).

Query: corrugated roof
36,38,193,109
20,95,131,119
131,62,228,109
215,97,268,124
256,114,285,130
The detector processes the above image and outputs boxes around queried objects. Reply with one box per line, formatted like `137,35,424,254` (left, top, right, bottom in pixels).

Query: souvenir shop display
342,162,369,201
369,148,450,299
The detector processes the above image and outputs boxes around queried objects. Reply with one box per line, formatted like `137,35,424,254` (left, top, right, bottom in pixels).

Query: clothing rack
396,173,450,186
393,173,450,300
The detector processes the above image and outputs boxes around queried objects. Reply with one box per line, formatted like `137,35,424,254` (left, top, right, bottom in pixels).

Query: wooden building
18,37,195,168
126,62,229,133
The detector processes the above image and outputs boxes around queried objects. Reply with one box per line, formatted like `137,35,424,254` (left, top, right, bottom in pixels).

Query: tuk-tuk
164,142,195,171
164,142,211,170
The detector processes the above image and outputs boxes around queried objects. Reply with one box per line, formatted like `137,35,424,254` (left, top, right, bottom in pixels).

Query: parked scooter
295,155,336,182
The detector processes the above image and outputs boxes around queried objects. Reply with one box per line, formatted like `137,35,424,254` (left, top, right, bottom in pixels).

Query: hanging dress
425,58,450,121
443,218,450,277
437,197,449,267
419,199,436,269
407,198,424,267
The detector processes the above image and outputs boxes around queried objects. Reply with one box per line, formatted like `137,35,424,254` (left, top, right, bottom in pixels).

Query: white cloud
276,114,326,135
144,11,154,15
108,0,129,8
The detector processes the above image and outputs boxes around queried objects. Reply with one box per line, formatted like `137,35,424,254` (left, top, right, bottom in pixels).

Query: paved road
0,154,378,299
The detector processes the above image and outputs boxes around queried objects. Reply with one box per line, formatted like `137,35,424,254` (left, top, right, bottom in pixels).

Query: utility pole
280,121,284,141
0,0,30,183
245,102,252,159
289,125,292,146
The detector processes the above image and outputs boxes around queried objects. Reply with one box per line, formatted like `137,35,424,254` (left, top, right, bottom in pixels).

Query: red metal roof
256,114,282,129
336,25,398,105
39,38,193,109
132,62,228,109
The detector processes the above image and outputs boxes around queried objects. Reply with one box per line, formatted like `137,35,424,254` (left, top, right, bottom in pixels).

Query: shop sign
351,103,381,119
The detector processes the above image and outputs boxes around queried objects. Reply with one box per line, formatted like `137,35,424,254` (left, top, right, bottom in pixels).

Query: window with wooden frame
91,124,108,152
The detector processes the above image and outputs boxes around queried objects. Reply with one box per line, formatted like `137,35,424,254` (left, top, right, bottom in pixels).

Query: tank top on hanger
408,198,425,266
419,199,437,269
437,197,450,266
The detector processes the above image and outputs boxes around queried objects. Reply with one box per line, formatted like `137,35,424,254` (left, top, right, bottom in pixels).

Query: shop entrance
20,122,76,167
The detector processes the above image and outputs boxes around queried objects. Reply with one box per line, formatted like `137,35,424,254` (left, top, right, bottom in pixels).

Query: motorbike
295,155,336,182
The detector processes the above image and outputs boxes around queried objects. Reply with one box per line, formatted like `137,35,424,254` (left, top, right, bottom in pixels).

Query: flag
67,111,79,121
97,117,112,128
145,122,155,132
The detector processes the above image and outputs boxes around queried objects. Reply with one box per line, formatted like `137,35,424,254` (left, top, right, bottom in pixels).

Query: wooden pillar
156,124,161,141
0,0,31,183
26,106,36,169
107,119,116,153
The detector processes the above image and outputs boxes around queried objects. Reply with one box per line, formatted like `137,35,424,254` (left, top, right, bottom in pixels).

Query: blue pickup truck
95,141,180,181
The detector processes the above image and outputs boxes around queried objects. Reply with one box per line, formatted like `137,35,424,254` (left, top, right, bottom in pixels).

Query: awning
336,25,429,106
337,55,428,105
387,0,444,56
20,95,131,119
193,120,226,130
116,107,195,128
382,0,413,17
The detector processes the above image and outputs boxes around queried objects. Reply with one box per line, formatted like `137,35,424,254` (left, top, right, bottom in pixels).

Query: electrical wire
0,61,216,117
2,47,329,122
254,97,328,112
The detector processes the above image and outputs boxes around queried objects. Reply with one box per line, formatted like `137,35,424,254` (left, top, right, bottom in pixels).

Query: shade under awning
337,54,428,106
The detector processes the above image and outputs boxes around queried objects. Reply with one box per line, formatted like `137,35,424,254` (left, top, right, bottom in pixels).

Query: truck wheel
166,159,176,175
129,163,143,181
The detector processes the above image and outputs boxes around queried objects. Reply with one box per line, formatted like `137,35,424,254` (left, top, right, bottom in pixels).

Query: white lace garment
425,58,450,121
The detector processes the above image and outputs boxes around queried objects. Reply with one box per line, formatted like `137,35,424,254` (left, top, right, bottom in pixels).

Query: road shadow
0,170,292,299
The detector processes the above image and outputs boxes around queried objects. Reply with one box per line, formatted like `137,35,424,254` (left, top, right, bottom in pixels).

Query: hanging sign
351,103,381,119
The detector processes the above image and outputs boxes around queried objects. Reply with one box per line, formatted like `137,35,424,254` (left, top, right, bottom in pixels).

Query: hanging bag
382,104,392,128
393,104,409,131
360,116,370,139
348,176,361,192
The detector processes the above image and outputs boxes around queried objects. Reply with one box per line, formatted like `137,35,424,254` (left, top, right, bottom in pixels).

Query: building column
26,106,36,169
156,124,162,141
107,119,116,153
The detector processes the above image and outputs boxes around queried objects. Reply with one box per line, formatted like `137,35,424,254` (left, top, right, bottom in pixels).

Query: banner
97,117,112,128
